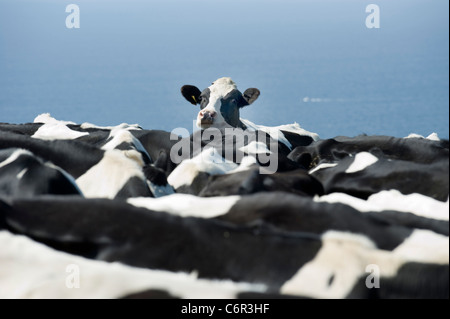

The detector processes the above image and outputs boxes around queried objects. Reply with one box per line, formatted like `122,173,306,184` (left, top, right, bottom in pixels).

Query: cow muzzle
199,110,217,125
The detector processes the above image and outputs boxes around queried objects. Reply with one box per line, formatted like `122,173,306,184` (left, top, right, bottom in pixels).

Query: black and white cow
181,77,260,130
181,77,319,150
0,131,160,199
172,78,324,194
33,114,182,178
0,196,322,291
0,229,272,299
288,135,449,168
127,191,449,237
0,114,171,166
0,122,42,137
165,126,309,195
197,166,324,198
0,115,180,198
131,129,185,176
288,135,450,201
1,112,310,197
1,100,448,300
0,148,82,198
1,193,448,298
172,77,322,194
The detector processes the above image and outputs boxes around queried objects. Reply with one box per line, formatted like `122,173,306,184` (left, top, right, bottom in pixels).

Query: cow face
181,77,260,129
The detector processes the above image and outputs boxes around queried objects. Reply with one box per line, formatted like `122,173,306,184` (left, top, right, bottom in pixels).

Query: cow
32,114,182,178
0,115,180,196
2,114,305,196
0,148,82,198
197,166,324,198
0,131,165,199
288,135,449,168
0,195,323,292
1,109,449,300
0,230,269,299
1,195,448,298
131,129,185,177
315,190,449,236
180,77,319,151
128,191,448,249
165,124,309,194
0,122,42,137
288,135,449,201
175,78,321,194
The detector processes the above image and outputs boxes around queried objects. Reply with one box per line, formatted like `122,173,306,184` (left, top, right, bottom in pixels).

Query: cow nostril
199,111,216,119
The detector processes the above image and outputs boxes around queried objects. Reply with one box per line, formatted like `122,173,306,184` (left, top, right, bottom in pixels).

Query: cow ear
242,88,260,106
181,85,202,105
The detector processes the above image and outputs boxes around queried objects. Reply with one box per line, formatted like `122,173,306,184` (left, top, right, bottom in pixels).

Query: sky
0,0,448,138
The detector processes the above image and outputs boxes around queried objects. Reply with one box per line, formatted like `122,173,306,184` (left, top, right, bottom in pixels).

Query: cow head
181,77,260,129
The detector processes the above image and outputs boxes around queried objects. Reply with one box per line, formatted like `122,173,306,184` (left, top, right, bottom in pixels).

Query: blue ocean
0,0,448,139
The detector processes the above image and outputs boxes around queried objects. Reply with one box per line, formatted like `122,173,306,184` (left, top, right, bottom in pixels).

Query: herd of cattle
0,78,449,299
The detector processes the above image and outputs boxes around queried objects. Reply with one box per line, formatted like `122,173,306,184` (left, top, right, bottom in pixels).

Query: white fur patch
392,229,449,264
0,149,33,169
426,133,440,141
0,230,266,299
127,194,241,218
280,231,414,298
269,122,320,141
405,133,425,139
240,119,319,150
239,141,272,155
32,113,88,141
315,190,449,221
80,122,141,131
405,132,440,141
345,152,378,173
227,156,258,174
101,129,150,167
31,124,88,141
167,148,238,189
16,168,28,179
309,163,338,174
76,150,146,199
281,231,376,298
33,113,75,125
